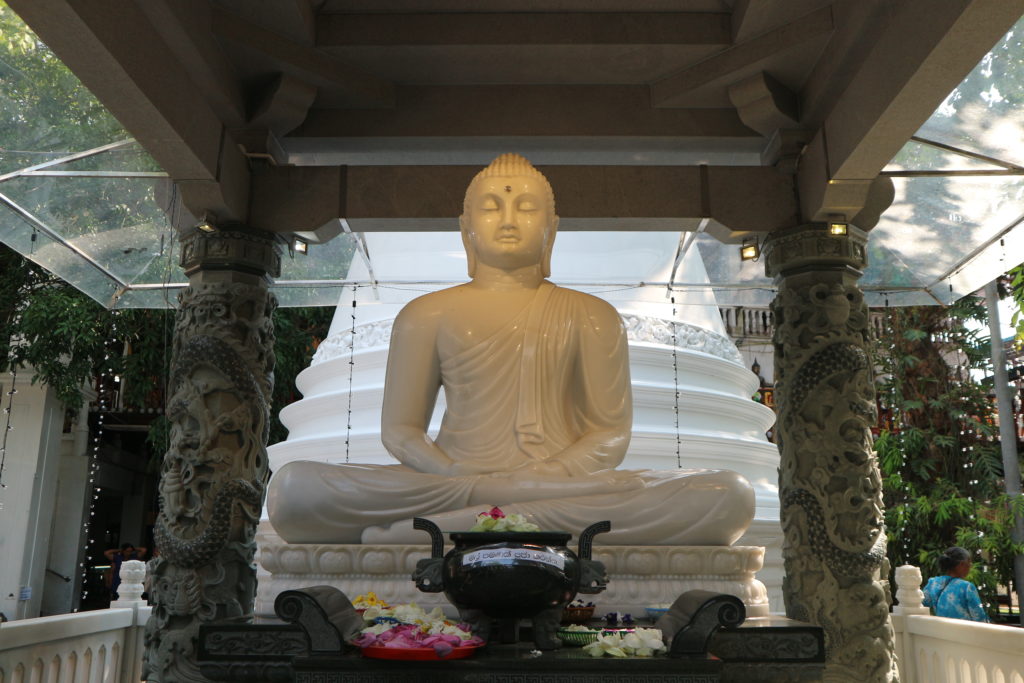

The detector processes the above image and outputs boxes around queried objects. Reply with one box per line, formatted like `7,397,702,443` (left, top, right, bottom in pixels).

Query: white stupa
259,232,782,614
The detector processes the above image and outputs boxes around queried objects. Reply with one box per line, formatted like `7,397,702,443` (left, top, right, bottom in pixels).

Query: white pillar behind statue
40,396,92,616
0,371,69,621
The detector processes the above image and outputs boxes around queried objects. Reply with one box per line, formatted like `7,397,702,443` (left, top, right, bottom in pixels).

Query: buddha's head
460,153,559,278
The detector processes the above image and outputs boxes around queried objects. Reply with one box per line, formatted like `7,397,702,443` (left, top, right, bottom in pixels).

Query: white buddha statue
266,153,754,546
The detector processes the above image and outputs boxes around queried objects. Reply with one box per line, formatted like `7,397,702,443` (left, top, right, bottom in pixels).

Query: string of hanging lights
344,285,357,464
670,293,682,469
0,364,17,493
76,319,117,609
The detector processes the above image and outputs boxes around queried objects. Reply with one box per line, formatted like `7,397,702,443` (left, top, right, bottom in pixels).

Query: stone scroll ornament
143,277,276,683
765,225,898,682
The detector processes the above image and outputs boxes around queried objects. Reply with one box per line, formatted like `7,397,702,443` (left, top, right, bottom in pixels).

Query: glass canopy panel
915,17,1024,168
883,139,1009,173
869,175,1024,304
41,141,163,174
0,174,177,285
0,12,128,175
113,286,186,310
278,232,359,282
0,195,121,305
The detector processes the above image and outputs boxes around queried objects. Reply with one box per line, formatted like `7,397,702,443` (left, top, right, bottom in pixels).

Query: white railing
893,614,1024,683
0,562,150,683
892,564,1024,683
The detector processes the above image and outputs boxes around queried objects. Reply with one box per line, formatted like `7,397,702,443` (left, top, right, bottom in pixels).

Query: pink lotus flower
483,506,505,519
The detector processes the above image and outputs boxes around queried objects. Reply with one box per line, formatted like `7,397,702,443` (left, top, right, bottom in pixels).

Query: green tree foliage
876,297,1024,614
1,242,332,451
1010,264,1024,344
0,1,126,170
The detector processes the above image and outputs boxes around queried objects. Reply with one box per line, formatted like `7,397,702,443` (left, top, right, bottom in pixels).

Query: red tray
360,644,481,661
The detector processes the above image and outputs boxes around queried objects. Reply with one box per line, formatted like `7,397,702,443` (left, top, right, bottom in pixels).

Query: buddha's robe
267,283,754,545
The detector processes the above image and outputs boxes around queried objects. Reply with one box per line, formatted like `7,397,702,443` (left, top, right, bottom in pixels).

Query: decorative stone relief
144,230,278,683
311,314,741,366
764,224,897,682
256,538,770,618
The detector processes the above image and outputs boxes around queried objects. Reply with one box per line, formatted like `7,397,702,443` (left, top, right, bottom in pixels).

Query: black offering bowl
412,519,610,650
445,530,578,618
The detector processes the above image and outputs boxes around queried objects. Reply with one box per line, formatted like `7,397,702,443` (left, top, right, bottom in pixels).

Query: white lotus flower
583,632,628,658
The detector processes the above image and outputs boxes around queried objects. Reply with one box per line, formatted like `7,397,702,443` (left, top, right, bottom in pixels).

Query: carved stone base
256,529,769,618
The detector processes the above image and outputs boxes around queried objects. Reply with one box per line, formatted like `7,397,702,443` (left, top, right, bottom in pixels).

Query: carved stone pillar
143,229,280,683
763,224,897,682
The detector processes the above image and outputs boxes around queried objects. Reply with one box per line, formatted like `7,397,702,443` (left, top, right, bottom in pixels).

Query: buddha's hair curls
462,153,556,215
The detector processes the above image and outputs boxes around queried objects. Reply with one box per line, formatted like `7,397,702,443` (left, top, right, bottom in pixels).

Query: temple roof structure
2,0,1022,308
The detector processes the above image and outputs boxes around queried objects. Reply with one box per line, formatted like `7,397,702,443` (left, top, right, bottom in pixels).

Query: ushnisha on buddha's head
460,153,559,278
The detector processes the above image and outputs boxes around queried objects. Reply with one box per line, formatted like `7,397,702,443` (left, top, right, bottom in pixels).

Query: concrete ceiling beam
320,0,730,12
728,72,799,137
797,0,1024,221
250,74,319,136
296,85,755,138
316,12,731,47
217,0,318,45
136,0,248,127
651,6,834,108
211,5,395,108
248,165,346,239
339,165,797,237
729,0,835,43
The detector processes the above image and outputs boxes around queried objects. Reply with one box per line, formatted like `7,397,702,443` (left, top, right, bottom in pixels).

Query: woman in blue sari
922,546,989,622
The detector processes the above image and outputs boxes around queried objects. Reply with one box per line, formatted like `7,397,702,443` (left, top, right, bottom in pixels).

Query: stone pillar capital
179,228,282,280
762,223,868,280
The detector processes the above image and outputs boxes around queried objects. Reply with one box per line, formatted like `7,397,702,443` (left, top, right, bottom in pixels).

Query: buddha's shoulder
552,285,623,323
394,285,471,322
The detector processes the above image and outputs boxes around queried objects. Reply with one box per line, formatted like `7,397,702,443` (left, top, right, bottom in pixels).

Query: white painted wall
0,373,66,621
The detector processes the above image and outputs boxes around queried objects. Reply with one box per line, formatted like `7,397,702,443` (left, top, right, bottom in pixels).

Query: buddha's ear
541,215,558,278
459,215,477,278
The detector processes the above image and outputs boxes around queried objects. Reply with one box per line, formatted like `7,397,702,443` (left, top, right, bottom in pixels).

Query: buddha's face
461,174,556,273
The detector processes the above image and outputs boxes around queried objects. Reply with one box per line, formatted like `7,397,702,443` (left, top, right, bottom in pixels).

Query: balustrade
719,305,889,343
892,564,1024,683
0,562,149,683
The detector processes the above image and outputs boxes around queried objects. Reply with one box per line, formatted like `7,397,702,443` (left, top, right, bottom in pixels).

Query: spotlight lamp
195,213,217,233
828,221,848,236
739,238,760,262
293,238,309,255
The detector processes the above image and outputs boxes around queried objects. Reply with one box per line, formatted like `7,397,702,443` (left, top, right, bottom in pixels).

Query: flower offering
351,591,390,611
468,506,540,532
350,601,484,657
581,628,667,658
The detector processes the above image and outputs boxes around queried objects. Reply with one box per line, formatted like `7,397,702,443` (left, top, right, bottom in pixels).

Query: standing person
922,546,990,622
104,543,147,600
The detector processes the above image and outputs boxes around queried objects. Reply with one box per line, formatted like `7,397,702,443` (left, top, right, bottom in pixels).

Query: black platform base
197,588,824,683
